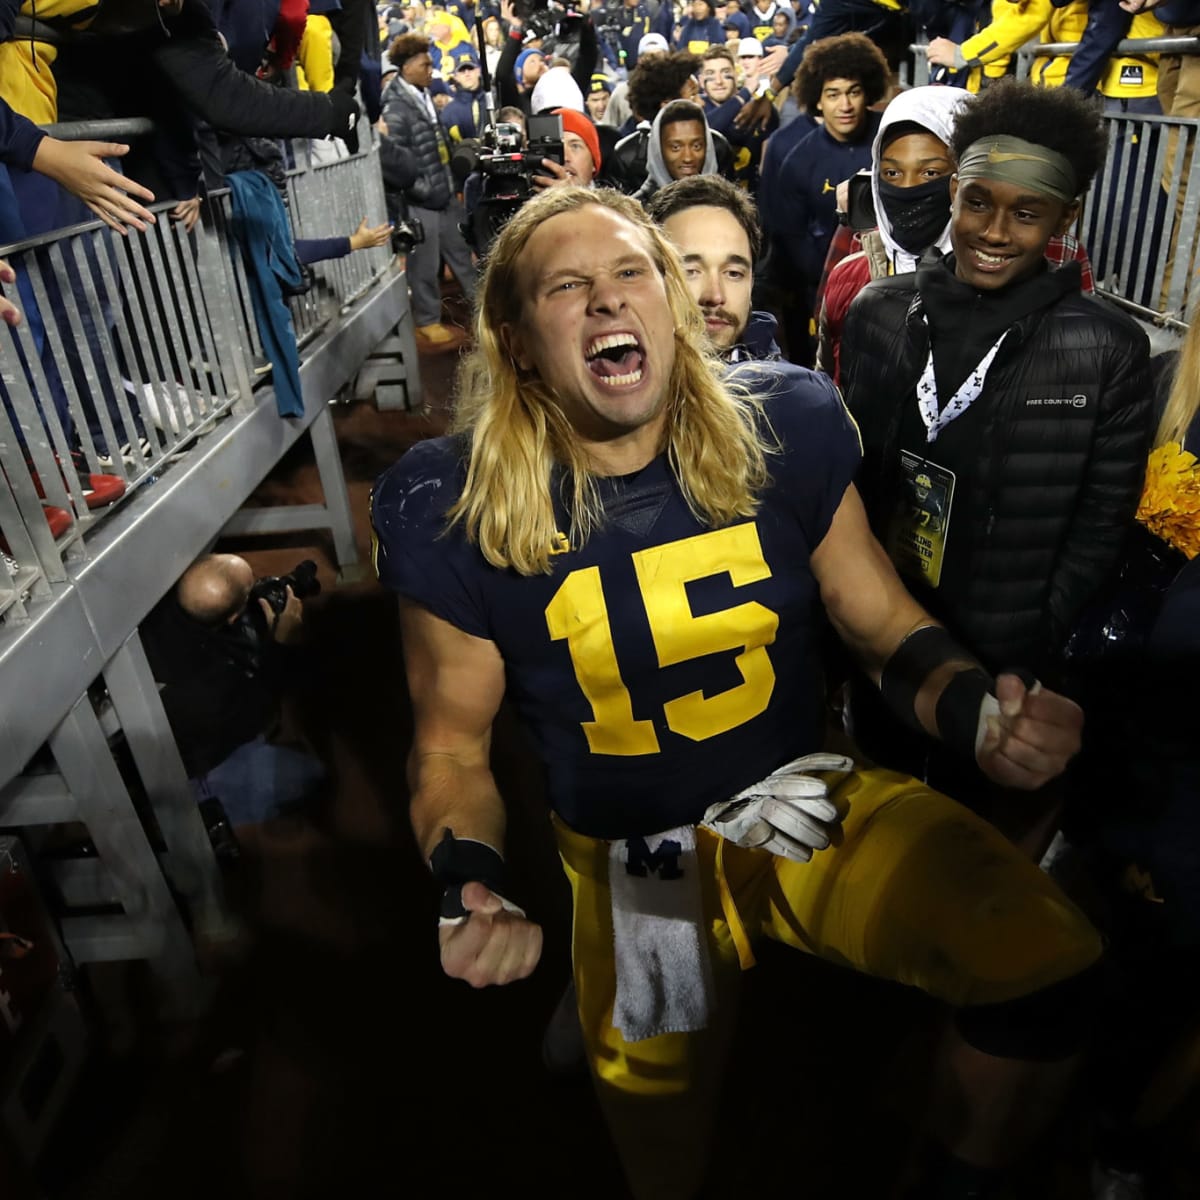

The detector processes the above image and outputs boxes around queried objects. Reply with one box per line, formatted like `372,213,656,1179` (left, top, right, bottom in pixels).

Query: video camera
466,113,565,252
516,0,585,41
520,0,585,60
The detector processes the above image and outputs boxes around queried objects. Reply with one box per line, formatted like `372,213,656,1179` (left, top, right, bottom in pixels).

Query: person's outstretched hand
349,217,393,250
170,196,202,233
734,92,776,132
32,138,156,235
925,37,960,69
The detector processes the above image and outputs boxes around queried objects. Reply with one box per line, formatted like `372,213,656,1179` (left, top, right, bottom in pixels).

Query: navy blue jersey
372,364,860,838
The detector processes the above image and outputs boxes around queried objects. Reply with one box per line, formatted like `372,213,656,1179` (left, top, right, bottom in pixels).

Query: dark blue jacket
675,14,724,49
0,95,44,172
227,169,305,418
728,311,783,362
1156,0,1200,24
1064,0,1133,93
209,0,281,74
703,88,778,187
295,237,350,264
756,110,817,235
770,113,880,286
441,89,486,141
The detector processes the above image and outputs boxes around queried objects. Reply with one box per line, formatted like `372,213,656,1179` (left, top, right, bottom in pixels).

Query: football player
372,186,1101,1200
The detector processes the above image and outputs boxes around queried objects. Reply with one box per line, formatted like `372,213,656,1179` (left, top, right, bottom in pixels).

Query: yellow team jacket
959,0,1163,95
297,13,336,92
0,0,98,123
1099,10,1163,98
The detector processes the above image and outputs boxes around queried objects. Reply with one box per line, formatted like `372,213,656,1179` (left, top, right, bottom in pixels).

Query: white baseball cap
638,32,670,55
737,37,764,57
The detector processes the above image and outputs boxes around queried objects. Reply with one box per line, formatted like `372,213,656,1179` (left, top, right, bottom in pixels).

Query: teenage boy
840,80,1153,842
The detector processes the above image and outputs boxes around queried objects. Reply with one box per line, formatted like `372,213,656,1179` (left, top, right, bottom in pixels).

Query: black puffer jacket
380,75,452,211
841,268,1154,680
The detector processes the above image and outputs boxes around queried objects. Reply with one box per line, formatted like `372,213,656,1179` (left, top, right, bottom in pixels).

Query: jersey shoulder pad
371,436,492,638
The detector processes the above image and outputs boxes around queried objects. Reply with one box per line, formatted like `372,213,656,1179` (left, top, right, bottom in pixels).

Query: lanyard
916,315,1010,444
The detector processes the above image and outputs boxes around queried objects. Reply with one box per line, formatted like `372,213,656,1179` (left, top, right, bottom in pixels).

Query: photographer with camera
532,106,602,185
380,32,479,349
140,554,327,828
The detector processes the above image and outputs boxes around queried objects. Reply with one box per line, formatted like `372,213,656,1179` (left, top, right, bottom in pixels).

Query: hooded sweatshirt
868,85,971,275
634,104,719,201
816,86,967,382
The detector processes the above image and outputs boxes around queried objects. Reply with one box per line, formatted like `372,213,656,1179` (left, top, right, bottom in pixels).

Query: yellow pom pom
1136,442,1200,559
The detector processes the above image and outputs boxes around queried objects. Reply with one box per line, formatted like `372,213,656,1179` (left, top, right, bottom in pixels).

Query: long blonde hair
448,187,772,575
1158,316,1200,448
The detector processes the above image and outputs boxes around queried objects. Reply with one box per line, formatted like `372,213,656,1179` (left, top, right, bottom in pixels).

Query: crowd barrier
0,120,410,1052
903,36,1200,329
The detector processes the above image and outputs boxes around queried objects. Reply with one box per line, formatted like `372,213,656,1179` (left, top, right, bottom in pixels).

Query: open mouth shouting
585,331,646,387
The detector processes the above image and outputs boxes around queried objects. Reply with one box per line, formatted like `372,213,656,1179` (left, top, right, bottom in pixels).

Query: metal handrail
36,118,156,141
1026,34,1200,57
0,195,181,258
0,131,393,631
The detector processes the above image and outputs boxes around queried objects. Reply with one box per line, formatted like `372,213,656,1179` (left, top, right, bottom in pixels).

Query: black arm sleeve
496,31,523,111
571,18,598,96
329,0,370,95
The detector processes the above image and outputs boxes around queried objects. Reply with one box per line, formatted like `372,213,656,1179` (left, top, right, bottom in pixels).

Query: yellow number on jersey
545,525,777,755
545,566,660,756
634,525,777,741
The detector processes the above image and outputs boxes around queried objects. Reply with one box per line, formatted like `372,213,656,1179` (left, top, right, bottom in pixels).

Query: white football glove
700,753,855,863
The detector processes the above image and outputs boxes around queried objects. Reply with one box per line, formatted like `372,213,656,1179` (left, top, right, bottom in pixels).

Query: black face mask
878,174,952,256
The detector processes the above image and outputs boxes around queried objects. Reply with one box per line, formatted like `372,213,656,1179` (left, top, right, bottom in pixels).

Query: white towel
609,825,714,1043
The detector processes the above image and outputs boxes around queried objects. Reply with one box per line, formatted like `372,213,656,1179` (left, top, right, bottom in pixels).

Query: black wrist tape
935,666,993,761
880,626,977,729
429,828,510,921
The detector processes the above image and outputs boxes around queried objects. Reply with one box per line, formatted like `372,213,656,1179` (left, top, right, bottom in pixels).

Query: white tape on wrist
438,893,527,929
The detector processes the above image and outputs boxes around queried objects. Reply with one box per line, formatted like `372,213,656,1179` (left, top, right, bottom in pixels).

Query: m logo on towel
624,836,683,880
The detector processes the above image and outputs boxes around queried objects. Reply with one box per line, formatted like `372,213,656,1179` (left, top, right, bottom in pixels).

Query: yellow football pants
555,767,1102,1196
556,768,1099,1099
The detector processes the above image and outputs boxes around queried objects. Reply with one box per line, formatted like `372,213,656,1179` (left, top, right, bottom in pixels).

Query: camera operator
461,106,600,250
531,107,602,185
140,554,326,828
